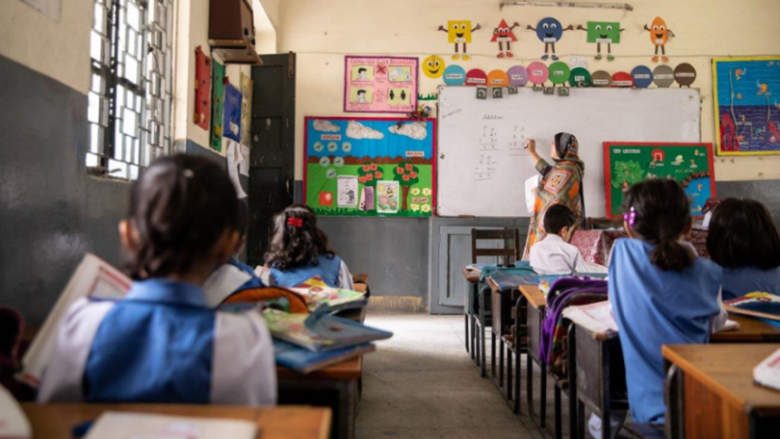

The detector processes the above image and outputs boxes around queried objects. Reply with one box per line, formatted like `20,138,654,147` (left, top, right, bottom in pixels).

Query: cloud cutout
313,119,340,132
346,120,384,140
388,122,428,140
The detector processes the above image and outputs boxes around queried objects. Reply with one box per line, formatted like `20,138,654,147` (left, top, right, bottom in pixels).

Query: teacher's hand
525,138,536,154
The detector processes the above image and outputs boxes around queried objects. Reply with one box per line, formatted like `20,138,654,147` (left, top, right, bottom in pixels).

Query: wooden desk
711,315,780,343
519,285,548,428
22,403,331,439
663,344,780,439
278,357,361,439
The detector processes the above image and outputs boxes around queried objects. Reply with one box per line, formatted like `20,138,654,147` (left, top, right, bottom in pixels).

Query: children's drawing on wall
527,17,574,61
713,57,780,155
344,56,418,113
578,21,624,61
437,20,482,61
421,55,445,79
222,84,242,142
239,72,252,146
337,176,359,208
644,17,675,63
377,181,400,214
491,19,520,58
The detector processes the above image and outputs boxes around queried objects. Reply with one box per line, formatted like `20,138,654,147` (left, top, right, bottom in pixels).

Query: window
87,0,175,180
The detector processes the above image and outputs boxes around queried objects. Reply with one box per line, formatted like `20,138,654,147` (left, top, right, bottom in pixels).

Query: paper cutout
388,121,428,140
422,55,445,79
492,87,503,99
194,46,211,131
591,70,612,87
344,56,418,113
507,66,528,87
652,64,674,87
465,69,487,86
347,120,384,140
713,57,780,155
527,17,574,61
548,61,571,85
359,186,375,211
239,144,250,176
578,21,624,61
438,20,482,61
644,17,675,63
240,73,253,146
525,175,540,214
443,65,466,86
631,66,654,88
507,86,519,95
337,176,359,207
492,19,520,58
377,180,400,214
674,63,696,87
223,84,243,142
320,191,334,206
226,140,247,198
487,70,509,87
569,67,591,87
569,56,588,68
313,120,340,132
611,71,633,87
210,60,226,151
527,62,549,85
476,87,487,99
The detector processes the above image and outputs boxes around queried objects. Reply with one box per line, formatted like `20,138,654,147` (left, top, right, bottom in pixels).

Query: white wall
278,0,780,181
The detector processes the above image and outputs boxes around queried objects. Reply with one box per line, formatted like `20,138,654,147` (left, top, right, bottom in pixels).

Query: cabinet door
437,226,502,307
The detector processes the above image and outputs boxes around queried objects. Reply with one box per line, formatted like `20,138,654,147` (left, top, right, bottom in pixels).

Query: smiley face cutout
422,55,446,79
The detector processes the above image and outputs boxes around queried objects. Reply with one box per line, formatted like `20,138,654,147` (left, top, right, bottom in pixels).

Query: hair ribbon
287,217,303,228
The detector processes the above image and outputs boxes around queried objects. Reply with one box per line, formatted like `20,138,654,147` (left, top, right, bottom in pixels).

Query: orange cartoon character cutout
644,17,675,63
438,20,482,61
491,19,520,58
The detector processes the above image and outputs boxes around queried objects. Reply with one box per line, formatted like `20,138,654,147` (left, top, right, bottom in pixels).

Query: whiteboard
437,87,701,217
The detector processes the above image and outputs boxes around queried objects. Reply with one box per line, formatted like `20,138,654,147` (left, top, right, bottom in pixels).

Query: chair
470,228,520,377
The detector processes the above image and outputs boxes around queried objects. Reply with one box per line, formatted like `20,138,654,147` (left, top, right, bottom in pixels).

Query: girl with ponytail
609,178,726,425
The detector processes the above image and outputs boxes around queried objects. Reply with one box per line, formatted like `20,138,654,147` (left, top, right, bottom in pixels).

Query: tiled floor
355,314,558,439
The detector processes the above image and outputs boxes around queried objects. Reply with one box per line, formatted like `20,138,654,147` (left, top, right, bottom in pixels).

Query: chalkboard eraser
458,215,476,218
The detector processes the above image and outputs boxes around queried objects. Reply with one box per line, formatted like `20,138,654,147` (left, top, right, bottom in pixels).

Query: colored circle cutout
334,157,345,167
548,62,571,85
507,65,529,87
674,63,697,87
653,64,674,88
327,142,338,152
422,55,446,79
569,67,591,87
591,70,611,87
465,69,488,86
313,141,324,152
326,169,337,179
611,71,633,87
631,66,653,88
319,157,331,167
487,69,509,87
527,62,549,85
342,142,352,152
442,65,466,86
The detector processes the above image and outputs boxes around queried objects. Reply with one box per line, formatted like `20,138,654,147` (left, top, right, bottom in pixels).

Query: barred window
87,0,175,180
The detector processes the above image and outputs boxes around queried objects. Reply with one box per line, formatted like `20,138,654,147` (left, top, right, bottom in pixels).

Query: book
202,264,252,307
562,301,619,337
274,340,376,374
83,412,256,439
263,311,392,351
754,347,780,392
0,385,30,439
290,285,367,311
20,254,131,387
725,292,780,322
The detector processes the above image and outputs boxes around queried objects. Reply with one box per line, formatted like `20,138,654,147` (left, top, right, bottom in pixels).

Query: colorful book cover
725,292,780,322
274,340,376,374
262,311,392,351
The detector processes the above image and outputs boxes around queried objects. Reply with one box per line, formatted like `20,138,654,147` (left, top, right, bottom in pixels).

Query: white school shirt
529,234,589,275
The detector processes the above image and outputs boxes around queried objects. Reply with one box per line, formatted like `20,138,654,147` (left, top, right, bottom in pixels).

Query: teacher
522,132,585,259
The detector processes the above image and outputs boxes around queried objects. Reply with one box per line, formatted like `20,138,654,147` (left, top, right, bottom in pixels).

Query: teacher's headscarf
554,132,579,160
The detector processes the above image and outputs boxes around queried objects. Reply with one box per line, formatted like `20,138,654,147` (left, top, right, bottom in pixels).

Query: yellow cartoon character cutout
438,20,482,61
643,17,675,63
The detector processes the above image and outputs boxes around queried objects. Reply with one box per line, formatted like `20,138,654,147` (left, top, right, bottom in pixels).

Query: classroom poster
603,142,715,218
209,60,225,152
304,117,436,217
240,72,253,146
194,46,211,131
713,57,780,155
344,56,419,113
223,84,242,142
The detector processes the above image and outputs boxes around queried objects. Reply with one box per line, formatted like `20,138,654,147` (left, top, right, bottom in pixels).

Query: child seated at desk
529,204,589,275
38,155,276,405
610,179,726,424
259,204,354,289
706,198,780,300
226,201,265,290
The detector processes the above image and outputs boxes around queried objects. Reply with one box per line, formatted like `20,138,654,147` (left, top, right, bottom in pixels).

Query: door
247,53,296,268
437,226,503,307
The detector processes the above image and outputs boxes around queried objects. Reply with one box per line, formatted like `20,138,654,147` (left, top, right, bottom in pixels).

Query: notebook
725,293,780,322
263,311,392,351
0,385,30,439
754,347,780,392
83,412,256,439
274,340,376,374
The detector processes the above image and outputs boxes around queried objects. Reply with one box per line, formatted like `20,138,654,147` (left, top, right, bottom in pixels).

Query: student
38,155,276,405
261,204,354,289
227,201,264,291
610,179,726,424
706,198,780,300
529,204,589,275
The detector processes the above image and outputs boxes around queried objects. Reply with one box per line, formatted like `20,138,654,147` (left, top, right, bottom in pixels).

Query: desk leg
464,313,469,353
554,385,562,439
568,324,578,439
470,284,477,361
601,343,611,439
514,348,521,414
664,362,684,439
527,349,535,420
540,363,547,429
499,337,505,387
480,289,487,378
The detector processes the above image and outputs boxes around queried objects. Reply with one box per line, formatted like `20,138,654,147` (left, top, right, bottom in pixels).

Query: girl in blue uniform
261,204,354,289
38,155,276,405
706,198,780,300
227,201,264,291
609,179,726,424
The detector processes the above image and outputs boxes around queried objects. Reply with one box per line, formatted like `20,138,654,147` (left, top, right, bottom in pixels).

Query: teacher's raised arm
522,133,586,259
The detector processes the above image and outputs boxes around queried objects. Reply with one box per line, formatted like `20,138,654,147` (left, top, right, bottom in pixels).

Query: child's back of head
264,204,335,270
543,204,577,236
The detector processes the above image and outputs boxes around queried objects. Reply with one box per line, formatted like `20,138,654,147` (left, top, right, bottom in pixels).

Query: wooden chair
470,228,520,376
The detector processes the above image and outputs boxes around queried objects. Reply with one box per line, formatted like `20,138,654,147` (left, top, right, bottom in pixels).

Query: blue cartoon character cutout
527,17,574,61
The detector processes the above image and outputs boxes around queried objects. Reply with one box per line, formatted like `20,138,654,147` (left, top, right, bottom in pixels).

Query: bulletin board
603,142,715,218
713,56,780,156
344,56,419,113
304,117,436,217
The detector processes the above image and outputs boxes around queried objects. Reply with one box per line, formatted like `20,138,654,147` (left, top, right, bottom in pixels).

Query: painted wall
279,0,780,181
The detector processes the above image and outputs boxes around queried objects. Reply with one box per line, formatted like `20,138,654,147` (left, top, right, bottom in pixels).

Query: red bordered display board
304,117,436,217
603,142,716,218
344,56,418,114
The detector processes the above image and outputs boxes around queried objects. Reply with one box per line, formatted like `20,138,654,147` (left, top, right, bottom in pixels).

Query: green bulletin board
603,142,715,218
210,60,225,152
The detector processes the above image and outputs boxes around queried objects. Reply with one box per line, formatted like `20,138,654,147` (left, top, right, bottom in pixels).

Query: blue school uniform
609,239,722,424
38,279,276,405
229,258,265,291
721,266,780,300
270,255,343,288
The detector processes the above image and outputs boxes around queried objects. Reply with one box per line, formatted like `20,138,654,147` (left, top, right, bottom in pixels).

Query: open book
274,340,376,374
84,412,256,439
754,347,780,392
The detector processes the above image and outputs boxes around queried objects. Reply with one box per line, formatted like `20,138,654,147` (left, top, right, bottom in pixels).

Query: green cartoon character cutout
577,21,624,61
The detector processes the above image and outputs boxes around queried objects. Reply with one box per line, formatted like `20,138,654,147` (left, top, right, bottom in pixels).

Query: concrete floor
356,314,556,439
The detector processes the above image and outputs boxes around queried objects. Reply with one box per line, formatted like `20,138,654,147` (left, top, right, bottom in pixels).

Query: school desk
22,403,332,439
461,267,480,361
486,275,523,407
518,285,548,427
278,356,362,439
663,344,780,439
710,314,780,343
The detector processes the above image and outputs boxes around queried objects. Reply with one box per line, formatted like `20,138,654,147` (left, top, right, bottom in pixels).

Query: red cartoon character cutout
491,19,520,58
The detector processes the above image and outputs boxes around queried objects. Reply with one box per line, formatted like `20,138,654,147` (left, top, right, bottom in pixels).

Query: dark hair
623,178,694,271
124,154,239,279
358,68,367,74
357,89,366,95
544,204,576,234
236,200,249,241
707,198,780,270
263,204,335,270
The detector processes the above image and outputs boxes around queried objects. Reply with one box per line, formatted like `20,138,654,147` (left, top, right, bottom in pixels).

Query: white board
437,87,701,217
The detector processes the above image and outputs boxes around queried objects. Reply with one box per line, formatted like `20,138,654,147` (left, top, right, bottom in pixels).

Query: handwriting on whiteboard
472,122,529,182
